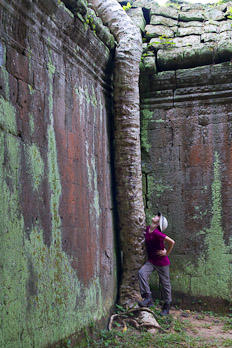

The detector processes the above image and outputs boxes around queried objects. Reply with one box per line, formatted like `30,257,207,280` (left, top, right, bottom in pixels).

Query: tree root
108,307,165,332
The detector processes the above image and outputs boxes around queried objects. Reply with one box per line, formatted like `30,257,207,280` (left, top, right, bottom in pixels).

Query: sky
156,0,219,5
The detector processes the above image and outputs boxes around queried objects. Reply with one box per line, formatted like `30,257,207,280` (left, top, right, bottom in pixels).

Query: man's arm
156,236,175,256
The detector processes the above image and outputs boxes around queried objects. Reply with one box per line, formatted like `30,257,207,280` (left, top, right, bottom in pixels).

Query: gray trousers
138,261,172,304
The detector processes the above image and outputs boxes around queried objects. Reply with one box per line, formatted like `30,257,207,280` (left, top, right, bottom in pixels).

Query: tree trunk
88,0,146,307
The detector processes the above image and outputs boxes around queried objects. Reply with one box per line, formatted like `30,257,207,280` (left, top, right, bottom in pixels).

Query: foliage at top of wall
61,0,116,50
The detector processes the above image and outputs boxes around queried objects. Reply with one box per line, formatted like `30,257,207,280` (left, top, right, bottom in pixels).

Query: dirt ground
171,308,232,341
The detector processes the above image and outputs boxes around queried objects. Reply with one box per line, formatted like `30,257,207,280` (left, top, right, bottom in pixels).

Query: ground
171,307,232,342
76,305,232,348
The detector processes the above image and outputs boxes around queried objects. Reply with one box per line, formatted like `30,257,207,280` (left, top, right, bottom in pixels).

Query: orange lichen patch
188,143,213,170
56,109,98,285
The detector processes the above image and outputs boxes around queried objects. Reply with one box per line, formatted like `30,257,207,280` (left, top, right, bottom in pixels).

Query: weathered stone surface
157,47,184,70
218,31,232,40
144,70,176,92
217,2,228,12
150,5,179,19
204,8,225,21
219,20,232,32
201,32,217,42
127,7,146,32
179,21,204,28
203,22,219,33
179,9,205,22
143,42,148,52
140,61,232,310
217,41,232,61
0,0,116,347
181,3,205,11
145,24,175,38
177,26,203,36
128,2,232,72
149,36,175,51
129,2,232,73
87,8,115,50
172,35,201,48
175,65,211,87
150,14,177,27
62,0,88,16
157,44,216,72
132,0,154,9
140,53,156,74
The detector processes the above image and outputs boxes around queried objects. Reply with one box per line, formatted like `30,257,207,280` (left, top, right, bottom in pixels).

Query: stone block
179,10,205,22
127,7,146,32
201,32,217,43
150,5,179,20
176,65,211,88
67,131,81,161
53,74,66,130
219,20,232,32
142,43,148,53
96,25,115,51
29,90,46,141
150,15,177,27
157,47,185,71
132,0,153,9
148,71,176,91
181,4,205,11
0,66,18,104
140,54,157,74
149,37,176,51
0,40,6,67
204,8,225,21
157,44,215,71
179,21,203,28
183,45,215,68
145,24,175,38
216,3,228,12
218,31,232,41
176,26,203,37
217,41,232,62
203,22,219,33
62,0,88,16
173,35,201,48
6,46,31,85
210,62,232,84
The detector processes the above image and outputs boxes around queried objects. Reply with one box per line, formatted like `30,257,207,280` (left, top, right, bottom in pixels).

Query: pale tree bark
88,0,146,307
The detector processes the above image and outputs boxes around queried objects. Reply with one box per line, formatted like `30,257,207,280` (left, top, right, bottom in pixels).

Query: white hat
160,214,168,232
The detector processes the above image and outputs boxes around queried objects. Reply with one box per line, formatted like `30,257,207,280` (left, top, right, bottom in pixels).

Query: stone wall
141,63,232,311
0,0,116,347
126,0,232,72
125,0,232,310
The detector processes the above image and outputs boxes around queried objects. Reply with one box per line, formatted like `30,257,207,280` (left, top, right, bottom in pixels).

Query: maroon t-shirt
145,226,170,267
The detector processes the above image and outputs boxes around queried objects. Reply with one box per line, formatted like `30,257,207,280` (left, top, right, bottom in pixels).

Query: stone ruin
1,0,232,346
125,0,232,70
124,0,232,312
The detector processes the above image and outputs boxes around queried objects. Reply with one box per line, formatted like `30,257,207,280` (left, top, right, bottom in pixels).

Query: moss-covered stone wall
140,63,232,311
129,0,232,311
124,0,232,71
0,0,116,347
